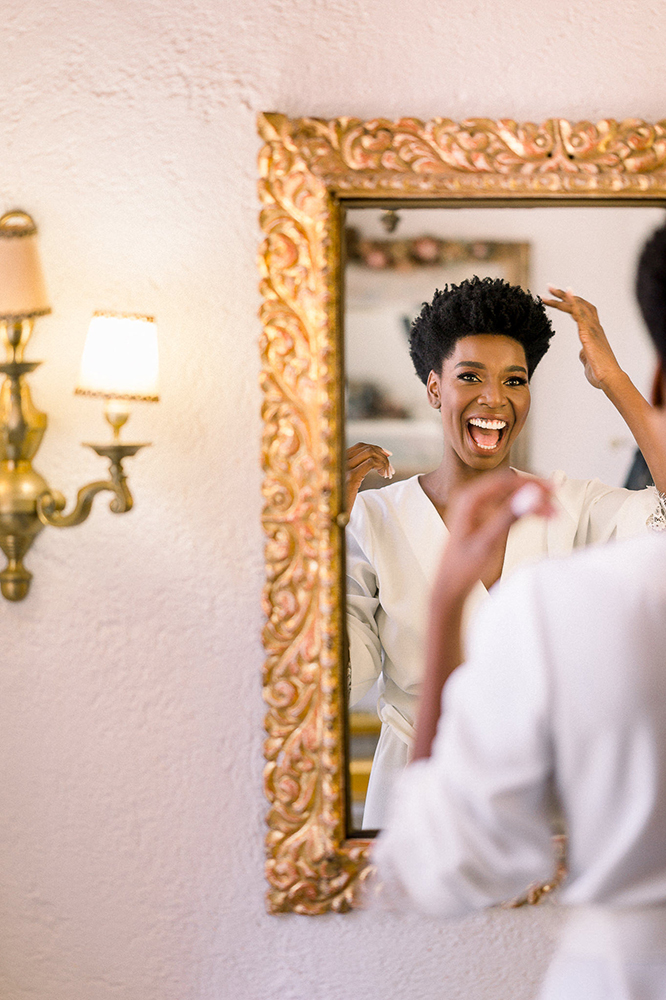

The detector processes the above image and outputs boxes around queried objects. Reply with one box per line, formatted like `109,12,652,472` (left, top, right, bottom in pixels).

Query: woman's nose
477,380,506,407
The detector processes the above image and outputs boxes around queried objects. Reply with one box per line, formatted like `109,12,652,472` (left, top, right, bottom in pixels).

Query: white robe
347,472,659,828
373,531,666,999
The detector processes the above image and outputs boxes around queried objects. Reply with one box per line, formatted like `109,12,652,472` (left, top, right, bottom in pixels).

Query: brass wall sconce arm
36,442,147,529
0,211,159,601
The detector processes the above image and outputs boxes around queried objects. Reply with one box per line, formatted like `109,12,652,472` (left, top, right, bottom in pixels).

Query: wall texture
0,1,664,997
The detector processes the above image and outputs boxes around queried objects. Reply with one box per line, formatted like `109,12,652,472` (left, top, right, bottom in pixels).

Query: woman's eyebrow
454,361,528,374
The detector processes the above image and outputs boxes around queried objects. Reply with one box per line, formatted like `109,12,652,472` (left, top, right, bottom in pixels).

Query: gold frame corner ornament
258,114,666,915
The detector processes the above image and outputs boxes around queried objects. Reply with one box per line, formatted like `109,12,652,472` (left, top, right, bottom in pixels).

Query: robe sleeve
346,501,383,706
372,568,557,918
567,476,659,546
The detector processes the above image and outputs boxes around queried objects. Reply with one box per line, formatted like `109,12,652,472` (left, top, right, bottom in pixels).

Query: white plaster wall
0,1,664,998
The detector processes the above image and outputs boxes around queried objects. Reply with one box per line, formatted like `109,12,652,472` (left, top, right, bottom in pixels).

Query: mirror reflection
345,205,665,833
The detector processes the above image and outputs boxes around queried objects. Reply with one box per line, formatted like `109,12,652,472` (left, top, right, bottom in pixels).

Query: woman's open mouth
466,417,508,453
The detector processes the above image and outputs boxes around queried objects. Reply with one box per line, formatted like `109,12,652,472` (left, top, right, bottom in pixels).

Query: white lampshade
75,312,159,401
0,211,50,319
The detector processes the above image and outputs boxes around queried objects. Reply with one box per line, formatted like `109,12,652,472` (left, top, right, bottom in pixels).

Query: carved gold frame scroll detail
258,114,666,915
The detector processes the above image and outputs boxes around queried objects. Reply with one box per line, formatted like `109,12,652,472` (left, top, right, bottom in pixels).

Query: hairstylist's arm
412,474,553,762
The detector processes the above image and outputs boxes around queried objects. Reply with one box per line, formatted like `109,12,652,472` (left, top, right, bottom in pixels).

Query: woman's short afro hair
409,275,555,383
636,221,666,366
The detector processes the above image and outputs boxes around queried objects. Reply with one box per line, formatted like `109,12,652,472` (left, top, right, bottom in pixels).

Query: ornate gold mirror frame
258,114,666,914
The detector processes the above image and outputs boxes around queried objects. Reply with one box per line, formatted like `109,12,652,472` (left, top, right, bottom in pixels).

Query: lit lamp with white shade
76,312,160,430
0,210,158,601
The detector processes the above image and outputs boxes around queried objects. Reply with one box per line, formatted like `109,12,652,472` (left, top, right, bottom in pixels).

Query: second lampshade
75,312,159,438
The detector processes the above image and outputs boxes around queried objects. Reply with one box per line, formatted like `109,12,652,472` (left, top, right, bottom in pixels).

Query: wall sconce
0,210,158,601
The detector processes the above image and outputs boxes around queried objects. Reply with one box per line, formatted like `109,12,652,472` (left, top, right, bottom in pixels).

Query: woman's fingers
544,286,600,321
452,469,519,514
347,442,395,479
545,284,570,301
470,486,552,569
542,300,572,315
347,442,392,462
543,284,576,313
546,284,577,303
450,472,553,535
453,475,554,549
544,285,617,389
509,481,555,520
436,474,554,598
348,455,393,485
346,443,395,512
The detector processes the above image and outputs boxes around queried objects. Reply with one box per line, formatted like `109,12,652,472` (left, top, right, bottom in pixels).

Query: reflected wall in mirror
258,114,666,913
344,204,664,832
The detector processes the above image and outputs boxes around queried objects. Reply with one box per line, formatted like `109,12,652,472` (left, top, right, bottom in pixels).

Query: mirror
258,113,666,913
344,204,664,832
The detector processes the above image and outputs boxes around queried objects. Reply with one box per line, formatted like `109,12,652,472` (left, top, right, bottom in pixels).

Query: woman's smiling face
427,334,531,472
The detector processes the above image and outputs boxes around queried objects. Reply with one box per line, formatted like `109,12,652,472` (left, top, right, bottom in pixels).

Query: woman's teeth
469,418,507,430
467,417,507,450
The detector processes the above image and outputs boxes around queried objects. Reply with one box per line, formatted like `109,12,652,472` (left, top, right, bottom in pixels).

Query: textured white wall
0,1,664,998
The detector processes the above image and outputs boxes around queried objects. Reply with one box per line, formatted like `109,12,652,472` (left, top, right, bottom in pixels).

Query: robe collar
393,471,552,594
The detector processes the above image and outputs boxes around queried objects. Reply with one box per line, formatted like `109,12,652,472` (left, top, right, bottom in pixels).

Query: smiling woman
346,277,665,831
426,337,530,465
422,334,532,565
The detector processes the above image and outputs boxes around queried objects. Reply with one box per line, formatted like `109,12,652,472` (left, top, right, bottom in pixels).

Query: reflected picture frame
257,114,666,914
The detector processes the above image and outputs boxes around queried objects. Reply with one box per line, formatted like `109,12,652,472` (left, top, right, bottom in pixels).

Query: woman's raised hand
544,285,666,496
543,286,622,390
346,443,395,513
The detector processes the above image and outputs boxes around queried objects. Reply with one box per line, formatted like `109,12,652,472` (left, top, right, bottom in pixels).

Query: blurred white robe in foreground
347,472,658,828
373,532,666,1000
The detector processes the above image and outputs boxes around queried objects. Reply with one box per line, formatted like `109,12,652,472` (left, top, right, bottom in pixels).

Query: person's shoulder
548,469,612,506
547,469,655,504
470,535,664,661
503,530,666,608
513,468,596,505
468,534,666,693
529,470,656,533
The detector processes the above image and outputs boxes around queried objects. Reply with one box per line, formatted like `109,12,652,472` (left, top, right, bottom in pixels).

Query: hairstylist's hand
433,473,554,603
346,443,395,512
414,472,554,763
543,286,623,391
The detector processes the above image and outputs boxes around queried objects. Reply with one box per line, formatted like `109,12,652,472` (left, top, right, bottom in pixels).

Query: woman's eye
457,372,481,382
505,377,528,387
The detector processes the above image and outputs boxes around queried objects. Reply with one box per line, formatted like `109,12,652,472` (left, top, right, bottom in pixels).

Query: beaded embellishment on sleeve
648,490,666,532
